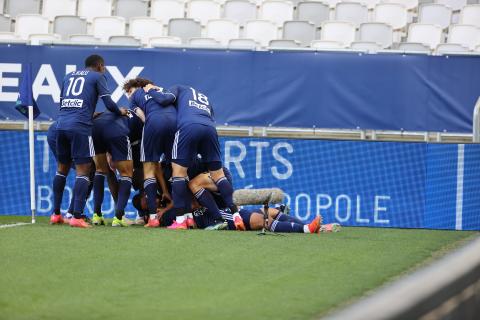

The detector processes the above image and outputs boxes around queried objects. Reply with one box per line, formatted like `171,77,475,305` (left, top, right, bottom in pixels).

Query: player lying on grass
90,107,144,227
47,121,118,225
124,78,176,228
52,54,128,228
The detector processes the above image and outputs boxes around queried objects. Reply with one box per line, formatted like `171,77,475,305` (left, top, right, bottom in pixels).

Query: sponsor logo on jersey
189,100,211,115
61,99,84,108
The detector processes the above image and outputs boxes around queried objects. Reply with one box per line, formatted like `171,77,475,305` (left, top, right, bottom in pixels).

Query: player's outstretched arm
144,84,176,106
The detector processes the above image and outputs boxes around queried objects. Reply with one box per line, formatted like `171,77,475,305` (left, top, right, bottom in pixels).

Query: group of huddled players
48,54,339,234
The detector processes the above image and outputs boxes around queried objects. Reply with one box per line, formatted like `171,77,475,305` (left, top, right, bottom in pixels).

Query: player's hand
119,107,128,116
162,193,172,204
143,84,158,92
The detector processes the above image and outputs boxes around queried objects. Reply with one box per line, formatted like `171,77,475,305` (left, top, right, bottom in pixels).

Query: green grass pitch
0,216,476,320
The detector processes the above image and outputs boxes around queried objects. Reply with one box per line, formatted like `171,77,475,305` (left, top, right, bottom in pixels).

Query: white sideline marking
0,222,30,229
455,144,465,231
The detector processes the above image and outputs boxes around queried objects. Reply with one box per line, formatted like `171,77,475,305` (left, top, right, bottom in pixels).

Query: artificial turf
0,216,476,320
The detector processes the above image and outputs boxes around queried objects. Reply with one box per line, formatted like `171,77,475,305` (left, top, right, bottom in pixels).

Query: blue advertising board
0,44,479,132
1,130,479,230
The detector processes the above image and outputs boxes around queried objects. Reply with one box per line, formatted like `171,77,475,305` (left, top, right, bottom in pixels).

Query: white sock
176,215,186,223
184,213,193,219
150,214,157,220
303,225,310,233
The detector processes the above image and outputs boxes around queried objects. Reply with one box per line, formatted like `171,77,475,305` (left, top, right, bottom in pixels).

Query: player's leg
109,135,134,227
189,173,224,222
69,132,95,228
92,153,109,225
50,130,72,224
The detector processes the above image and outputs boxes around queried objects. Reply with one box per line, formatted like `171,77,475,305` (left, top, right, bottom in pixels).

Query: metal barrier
323,235,480,320
473,97,480,143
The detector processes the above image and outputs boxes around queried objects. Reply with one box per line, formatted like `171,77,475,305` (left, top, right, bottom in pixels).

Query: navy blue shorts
141,113,176,163
56,129,94,165
47,124,57,161
172,124,222,170
193,208,217,229
92,133,132,162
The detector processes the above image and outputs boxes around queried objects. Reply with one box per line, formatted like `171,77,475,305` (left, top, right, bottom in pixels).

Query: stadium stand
149,35,182,47
0,0,478,52
189,37,220,46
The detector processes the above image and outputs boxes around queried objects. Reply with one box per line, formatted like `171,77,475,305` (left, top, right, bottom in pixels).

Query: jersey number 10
65,77,85,96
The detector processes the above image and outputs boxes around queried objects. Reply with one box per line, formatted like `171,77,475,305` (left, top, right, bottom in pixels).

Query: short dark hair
85,54,105,68
132,193,142,212
123,77,153,92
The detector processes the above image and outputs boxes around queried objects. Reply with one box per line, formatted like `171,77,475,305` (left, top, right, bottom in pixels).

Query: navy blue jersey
169,85,215,129
127,108,144,143
129,87,176,121
57,70,111,135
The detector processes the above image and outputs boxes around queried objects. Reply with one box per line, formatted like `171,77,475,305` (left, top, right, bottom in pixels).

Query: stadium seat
206,19,240,45
435,0,467,11
149,36,182,47
322,0,342,8
69,34,102,43
348,0,381,10
418,4,452,29
320,21,356,47
397,42,431,52
269,39,300,47
189,37,221,46
6,0,40,17
310,40,345,49
382,0,419,10
350,41,383,52
29,33,61,45
115,0,148,21
460,5,480,27
282,20,316,47
15,14,49,40
296,2,330,27
223,0,257,26
374,3,408,30
244,20,278,47
228,38,258,48
0,0,3,14
359,22,394,48
151,0,185,25
335,2,369,28
42,0,77,21
0,32,19,40
92,16,126,42
259,0,294,26
447,24,480,49
476,44,480,52
109,35,142,45
187,0,221,25
78,0,113,22
54,16,88,41
436,43,470,53
406,23,443,49
129,17,164,45
168,18,202,43
0,14,11,32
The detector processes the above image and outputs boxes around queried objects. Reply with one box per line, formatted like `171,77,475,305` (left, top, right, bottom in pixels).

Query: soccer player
51,54,127,228
157,85,245,230
90,107,144,227
123,78,176,228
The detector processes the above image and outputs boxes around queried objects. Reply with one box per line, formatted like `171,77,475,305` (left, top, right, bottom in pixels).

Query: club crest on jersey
189,100,211,115
61,99,84,108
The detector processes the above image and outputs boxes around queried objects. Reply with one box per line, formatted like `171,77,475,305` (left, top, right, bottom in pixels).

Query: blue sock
93,173,106,215
73,175,90,218
275,212,304,225
172,177,190,215
144,178,158,216
115,176,132,219
270,220,305,233
52,172,66,215
215,177,237,212
220,210,235,230
194,188,223,221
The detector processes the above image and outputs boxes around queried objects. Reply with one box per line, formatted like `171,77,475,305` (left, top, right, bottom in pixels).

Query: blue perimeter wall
1,130,479,231
0,44,480,132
